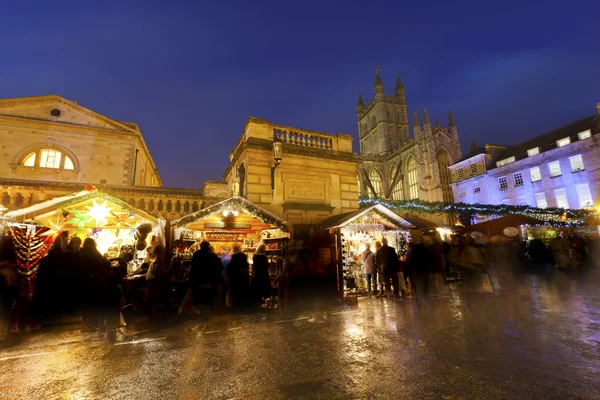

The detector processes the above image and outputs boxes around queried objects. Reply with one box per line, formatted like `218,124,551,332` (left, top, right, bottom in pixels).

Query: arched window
407,156,419,200
368,168,383,198
436,149,453,203
21,148,75,170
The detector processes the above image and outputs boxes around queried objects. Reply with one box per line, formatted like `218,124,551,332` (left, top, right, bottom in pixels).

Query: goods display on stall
320,204,417,297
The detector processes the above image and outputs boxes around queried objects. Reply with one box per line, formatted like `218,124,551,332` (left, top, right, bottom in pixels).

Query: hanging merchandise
85,199,113,227
10,225,54,274
134,223,153,251
68,209,93,231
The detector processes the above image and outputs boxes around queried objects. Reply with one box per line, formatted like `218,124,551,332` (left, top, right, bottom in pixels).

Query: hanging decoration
359,198,592,227
40,216,65,238
85,199,113,227
173,197,287,231
108,211,134,236
68,209,93,231
88,228,102,238
10,225,54,273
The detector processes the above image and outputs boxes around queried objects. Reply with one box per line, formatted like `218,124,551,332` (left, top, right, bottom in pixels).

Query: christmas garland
359,198,593,227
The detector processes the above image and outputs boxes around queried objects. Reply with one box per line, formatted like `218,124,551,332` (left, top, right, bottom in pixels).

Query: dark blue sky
2,0,599,188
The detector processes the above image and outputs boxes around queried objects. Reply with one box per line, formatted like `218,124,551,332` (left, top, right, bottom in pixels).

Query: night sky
2,0,599,189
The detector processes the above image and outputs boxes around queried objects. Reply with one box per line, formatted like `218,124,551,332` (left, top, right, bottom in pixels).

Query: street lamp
271,137,283,190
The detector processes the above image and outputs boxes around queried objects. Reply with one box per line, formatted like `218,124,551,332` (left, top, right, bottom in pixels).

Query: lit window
517,196,528,206
23,152,36,167
469,164,477,176
578,129,591,140
499,176,508,190
473,186,481,194
569,154,584,172
459,185,466,198
368,169,383,198
64,157,74,170
496,157,515,167
535,192,548,209
391,180,403,200
457,168,464,180
527,147,540,157
548,161,562,177
501,199,511,205
40,150,61,168
513,172,524,186
530,167,542,182
556,137,571,147
407,157,419,200
20,148,75,170
575,184,593,208
555,188,569,209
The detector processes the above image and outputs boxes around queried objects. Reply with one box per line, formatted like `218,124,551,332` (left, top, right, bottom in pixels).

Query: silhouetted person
34,235,67,322
227,243,250,309
189,240,224,307
80,238,112,339
251,244,271,307
375,239,400,299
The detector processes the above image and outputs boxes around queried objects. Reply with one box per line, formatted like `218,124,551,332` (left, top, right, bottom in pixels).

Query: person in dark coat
226,243,250,309
62,236,82,313
79,238,113,339
251,243,271,307
375,239,400,299
34,236,67,322
189,240,224,307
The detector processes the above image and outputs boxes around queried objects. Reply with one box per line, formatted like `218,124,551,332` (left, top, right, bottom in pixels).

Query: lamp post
271,137,283,190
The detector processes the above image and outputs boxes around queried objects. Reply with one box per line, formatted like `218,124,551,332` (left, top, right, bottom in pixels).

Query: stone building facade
223,117,359,228
0,95,224,220
356,70,462,223
449,104,600,216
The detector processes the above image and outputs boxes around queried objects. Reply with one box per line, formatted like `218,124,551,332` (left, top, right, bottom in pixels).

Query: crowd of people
182,242,273,314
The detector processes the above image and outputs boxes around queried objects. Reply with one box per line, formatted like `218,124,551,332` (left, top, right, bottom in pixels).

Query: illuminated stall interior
4,189,161,272
170,196,289,278
321,204,416,295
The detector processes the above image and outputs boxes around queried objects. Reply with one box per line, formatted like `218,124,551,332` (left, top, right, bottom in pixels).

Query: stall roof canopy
394,214,438,229
170,196,287,231
320,204,416,230
462,215,541,235
4,189,158,223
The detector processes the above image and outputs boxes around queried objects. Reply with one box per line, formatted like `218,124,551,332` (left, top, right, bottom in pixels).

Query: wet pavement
1,264,600,399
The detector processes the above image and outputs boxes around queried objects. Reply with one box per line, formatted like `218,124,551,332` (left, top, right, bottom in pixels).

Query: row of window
498,155,584,190
500,184,593,209
495,130,591,168
455,163,479,180
365,158,419,200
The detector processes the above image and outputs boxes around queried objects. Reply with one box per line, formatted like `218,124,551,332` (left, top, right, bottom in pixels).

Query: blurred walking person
360,243,377,297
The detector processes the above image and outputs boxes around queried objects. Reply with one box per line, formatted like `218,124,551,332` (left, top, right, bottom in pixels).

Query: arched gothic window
436,149,453,203
407,156,419,200
368,169,383,198
21,148,75,170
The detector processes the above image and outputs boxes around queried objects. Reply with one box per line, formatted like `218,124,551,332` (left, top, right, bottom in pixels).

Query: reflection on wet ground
1,262,599,399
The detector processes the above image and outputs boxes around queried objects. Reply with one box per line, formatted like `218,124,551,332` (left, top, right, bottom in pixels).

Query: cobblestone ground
1,261,599,399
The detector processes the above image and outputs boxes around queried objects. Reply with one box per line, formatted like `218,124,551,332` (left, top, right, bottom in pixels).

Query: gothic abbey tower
357,68,462,220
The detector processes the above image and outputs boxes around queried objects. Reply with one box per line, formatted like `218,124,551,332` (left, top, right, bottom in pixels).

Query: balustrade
273,129,333,150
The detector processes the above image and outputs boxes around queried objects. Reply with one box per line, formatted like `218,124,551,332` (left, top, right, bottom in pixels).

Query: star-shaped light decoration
108,211,134,237
68,209,94,231
40,216,65,238
85,199,112,227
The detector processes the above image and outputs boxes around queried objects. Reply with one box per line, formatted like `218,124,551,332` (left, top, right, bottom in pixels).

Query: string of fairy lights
359,197,595,227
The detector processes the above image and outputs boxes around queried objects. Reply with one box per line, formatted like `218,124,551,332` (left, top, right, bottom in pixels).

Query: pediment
0,95,136,132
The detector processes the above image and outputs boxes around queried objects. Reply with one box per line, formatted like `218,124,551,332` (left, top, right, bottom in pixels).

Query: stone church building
356,69,462,211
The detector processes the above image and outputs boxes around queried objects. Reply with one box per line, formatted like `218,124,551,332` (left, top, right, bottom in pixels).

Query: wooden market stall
319,204,417,296
4,187,163,275
170,196,290,311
